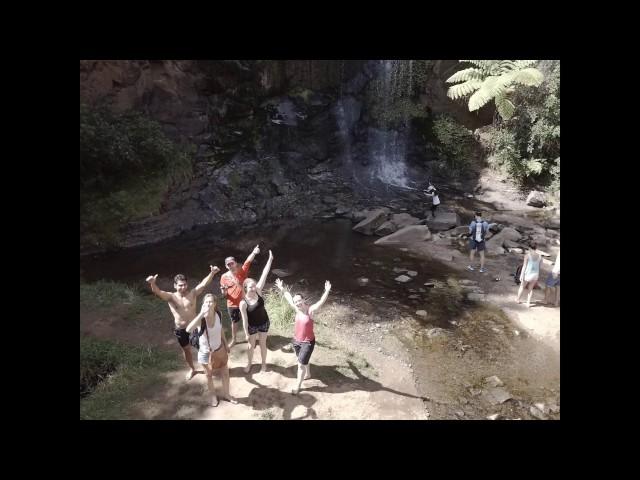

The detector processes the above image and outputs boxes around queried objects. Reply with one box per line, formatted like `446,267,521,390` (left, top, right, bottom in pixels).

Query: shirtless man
146,265,220,380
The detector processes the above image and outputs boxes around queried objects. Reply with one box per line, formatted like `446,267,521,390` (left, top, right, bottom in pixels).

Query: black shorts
470,239,486,251
248,320,270,336
228,307,241,324
293,339,315,365
174,327,190,348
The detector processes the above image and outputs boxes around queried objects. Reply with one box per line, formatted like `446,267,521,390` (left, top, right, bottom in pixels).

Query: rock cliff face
80,60,491,251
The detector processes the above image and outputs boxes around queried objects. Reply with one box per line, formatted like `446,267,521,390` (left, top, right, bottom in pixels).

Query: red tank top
294,309,315,342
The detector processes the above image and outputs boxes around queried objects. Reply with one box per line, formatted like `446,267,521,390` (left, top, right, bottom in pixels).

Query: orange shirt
220,260,252,308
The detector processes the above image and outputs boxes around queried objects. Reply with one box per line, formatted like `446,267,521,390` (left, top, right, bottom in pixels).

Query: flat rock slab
482,388,513,405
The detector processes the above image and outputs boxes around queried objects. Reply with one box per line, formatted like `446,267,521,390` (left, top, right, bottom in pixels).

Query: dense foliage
80,105,193,246
483,60,560,189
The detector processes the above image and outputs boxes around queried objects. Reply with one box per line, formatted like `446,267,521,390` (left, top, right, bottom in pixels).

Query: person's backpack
189,318,206,350
514,264,523,285
189,309,221,350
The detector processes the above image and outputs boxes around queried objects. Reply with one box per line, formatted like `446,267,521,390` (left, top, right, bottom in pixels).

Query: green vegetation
365,60,432,128
483,61,560,190
262,286,295,334
80,335,180,419
431,114,480,177
446,60,544,120
80,104,194,248
80,280,165,323
446,60,559,190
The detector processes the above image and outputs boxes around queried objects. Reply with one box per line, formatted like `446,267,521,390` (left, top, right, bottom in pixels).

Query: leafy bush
80,104,194,247
482,60,560,189
431,114,480,177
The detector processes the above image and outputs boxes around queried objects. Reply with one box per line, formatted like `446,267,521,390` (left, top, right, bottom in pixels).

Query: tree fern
446,68,483,84
509,68,544,87
514,60,538,69
446,60,544,120
460,60,497,70
494,92,515,120
447,79,483,100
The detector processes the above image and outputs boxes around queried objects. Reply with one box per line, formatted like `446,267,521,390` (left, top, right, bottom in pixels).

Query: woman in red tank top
275,278,332,395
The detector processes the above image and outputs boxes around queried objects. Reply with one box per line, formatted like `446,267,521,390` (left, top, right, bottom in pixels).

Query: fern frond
446,68,483,84
514,60,538,69
498,60,517,73
459,60,496,72
495,94,515,120
468,76,499,111
510,68,544,87
447,80,483,99
524,158,544,175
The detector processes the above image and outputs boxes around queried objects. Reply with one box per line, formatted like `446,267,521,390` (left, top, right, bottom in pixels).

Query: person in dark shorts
239,250,274,374
146,266,220,381
220,245,261,348
467,211,490,273
275,277,332,395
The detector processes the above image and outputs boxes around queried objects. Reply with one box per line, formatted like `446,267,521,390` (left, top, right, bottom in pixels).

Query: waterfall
367,59,417,188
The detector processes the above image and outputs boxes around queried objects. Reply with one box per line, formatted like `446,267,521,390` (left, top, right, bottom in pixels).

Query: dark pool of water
80,218,458,320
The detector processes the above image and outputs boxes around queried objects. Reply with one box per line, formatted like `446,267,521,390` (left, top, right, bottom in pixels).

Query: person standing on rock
544,250,560,307
424,189,440,218
146,266,220,381
275,277,332,395
240,250,274,374
220,245,261,348
467,211,489,273
516,242,542,307
185,294,237,406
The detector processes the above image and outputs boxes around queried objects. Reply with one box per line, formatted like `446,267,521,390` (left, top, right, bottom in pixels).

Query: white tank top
198,312,222,352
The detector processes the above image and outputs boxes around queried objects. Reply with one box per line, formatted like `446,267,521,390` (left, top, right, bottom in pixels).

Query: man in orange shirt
220,245,260,347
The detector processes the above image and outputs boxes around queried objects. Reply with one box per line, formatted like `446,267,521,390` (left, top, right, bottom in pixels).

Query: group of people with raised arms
145,245,332,407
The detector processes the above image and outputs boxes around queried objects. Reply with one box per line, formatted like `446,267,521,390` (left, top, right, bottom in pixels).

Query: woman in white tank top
186,294,237,406
516,243,542,308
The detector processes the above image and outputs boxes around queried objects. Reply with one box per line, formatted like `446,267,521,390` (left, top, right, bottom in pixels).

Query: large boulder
531,234,549,247
390,213,421,229
374,225,432,245
450,226,470,237
425,210,459,232
375,221,397,236
526,190,547,208
353,208,390,235
543,217,561,229
485,227,522,255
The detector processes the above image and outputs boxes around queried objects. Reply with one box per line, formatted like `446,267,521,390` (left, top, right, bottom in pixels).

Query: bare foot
211,395,219,407
244,365,251,374
186,369,197,381
224,396,238,404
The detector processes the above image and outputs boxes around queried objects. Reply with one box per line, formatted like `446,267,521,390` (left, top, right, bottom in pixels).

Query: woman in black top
240,250,274,374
